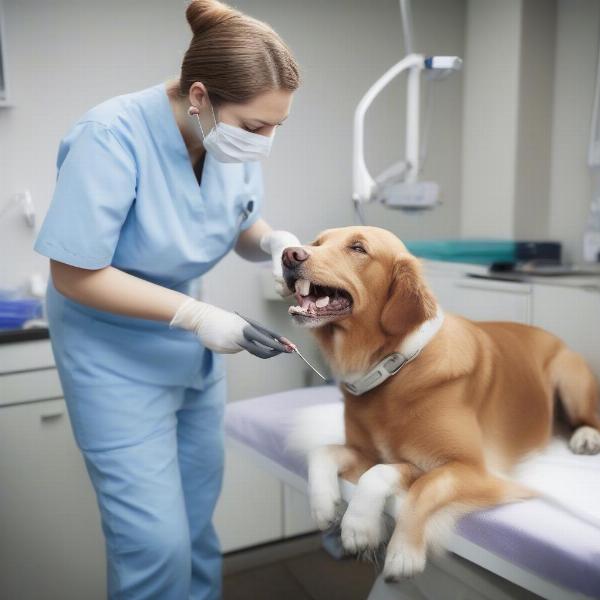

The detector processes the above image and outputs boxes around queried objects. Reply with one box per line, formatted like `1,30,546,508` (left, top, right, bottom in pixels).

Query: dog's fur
284,226,600,580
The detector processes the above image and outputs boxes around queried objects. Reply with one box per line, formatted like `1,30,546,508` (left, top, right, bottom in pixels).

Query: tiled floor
223,548,377,600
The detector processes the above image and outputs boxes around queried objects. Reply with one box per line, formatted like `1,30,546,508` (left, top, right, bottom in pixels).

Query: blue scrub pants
65,375,226,600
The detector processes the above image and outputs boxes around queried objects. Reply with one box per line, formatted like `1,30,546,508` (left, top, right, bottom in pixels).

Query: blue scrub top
35,83,263,390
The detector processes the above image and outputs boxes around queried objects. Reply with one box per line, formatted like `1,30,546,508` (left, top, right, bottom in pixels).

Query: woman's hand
171,298,291,358
170,298,247,353
260,230,301,297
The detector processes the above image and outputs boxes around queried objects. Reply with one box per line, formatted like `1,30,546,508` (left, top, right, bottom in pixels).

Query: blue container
405,239,516,265
0,298,43,330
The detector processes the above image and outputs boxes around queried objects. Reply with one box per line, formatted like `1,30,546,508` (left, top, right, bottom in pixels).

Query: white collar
342,308,444,396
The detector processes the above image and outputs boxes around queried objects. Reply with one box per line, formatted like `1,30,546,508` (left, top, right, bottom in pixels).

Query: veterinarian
33,1,300,598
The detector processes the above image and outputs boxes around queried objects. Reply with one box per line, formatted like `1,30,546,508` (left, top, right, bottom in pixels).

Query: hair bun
186,0,236,36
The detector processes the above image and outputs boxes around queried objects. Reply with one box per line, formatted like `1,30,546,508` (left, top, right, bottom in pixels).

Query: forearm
234,218,272,261
50,260,187,322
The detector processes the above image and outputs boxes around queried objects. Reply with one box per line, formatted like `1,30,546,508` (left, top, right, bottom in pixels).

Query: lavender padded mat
225,386,600,598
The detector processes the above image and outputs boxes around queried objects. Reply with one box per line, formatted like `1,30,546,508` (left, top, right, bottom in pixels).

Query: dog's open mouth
288,278,353,319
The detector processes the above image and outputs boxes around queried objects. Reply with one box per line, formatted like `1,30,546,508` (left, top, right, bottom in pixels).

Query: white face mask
193,103,274,163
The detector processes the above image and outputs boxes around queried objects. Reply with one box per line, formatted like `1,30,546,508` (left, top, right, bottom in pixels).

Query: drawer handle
40,411,64,421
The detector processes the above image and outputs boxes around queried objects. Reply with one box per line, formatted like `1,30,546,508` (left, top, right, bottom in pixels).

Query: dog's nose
282,246,309,269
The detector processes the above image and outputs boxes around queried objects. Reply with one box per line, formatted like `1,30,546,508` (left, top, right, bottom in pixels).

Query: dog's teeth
302,279,310,296
315,296,330,308
295,279,311,296
301,280,311,296
288,305,306,315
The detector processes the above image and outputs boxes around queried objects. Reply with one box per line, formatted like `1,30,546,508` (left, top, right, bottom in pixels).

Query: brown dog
283,226,600,580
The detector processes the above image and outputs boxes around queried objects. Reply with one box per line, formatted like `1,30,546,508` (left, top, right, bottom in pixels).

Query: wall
460,0,600,260
0,0,465,399
548,0,600,263
460,0,522,238
0,0,190,287
513,0,556,240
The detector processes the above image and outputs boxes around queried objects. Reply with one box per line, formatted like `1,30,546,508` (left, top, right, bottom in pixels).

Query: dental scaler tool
235,313,327,380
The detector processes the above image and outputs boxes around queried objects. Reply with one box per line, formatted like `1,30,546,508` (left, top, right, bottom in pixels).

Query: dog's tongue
292,279,333,315
293,293,330,314
300,294,314,308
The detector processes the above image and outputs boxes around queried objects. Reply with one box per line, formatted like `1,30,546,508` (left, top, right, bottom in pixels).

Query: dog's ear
380,257,437,338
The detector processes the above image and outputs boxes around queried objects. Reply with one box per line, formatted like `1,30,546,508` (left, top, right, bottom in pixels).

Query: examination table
225,386,600,600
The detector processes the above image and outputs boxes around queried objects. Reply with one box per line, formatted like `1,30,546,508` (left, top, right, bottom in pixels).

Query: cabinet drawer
532,285,600,376
0,398,106,598
451,279,531,324
0,339,55,374
0,368,63,406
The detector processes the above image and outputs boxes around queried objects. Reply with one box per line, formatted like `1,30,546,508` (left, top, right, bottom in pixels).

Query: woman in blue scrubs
34,1,301,598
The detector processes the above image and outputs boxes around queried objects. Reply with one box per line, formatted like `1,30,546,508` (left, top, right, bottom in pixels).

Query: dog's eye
349,243,367,254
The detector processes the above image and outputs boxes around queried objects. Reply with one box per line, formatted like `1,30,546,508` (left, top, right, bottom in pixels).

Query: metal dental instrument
235,312,293,359
235,312,327,379
292,345,327,381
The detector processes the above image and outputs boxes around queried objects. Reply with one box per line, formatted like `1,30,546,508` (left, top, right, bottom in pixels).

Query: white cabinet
532,284,600,376
213,442,283,552
0,339,106,599
283,484,315,537
426,269,531,324
0,397,106,599
214,448,316,550
424,261,600,377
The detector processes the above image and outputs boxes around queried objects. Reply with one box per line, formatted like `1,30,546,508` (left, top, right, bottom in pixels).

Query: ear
380,257,437,338
188,81,210,110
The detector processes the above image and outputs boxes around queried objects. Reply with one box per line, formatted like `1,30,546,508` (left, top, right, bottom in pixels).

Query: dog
282,226,600,581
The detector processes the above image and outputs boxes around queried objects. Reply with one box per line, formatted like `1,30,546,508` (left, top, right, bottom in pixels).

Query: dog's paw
341,507,385,553
569,426,600,455
383,537,426,582
310,491,343,530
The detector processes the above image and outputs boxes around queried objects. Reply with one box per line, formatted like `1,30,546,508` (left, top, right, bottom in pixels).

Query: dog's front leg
382,460,532,581
341,462,423,554
308,444,373,529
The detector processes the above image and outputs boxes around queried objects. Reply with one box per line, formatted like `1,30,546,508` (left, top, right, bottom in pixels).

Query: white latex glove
170,298,245,353
170,298,291,358
260,230,301,297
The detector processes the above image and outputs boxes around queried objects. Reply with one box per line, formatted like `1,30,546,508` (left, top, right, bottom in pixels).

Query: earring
187,105,200,116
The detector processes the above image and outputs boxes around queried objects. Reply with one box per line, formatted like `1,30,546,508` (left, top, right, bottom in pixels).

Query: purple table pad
225,386,600,598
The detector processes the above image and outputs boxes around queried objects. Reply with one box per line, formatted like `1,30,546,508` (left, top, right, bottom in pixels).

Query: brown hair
179,0,300,105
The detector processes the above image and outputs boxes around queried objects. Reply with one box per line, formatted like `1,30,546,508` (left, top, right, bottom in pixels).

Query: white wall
460,0,522,238
0,0,190,286
548,0,600,263
0,0,465,399
513,0,556,240
460,0,600,258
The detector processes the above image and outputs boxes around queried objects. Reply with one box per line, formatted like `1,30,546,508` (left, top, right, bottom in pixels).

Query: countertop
422,260,600,290
0,327,50,344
